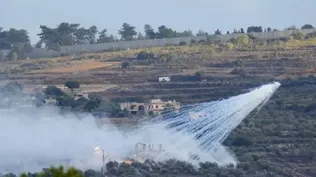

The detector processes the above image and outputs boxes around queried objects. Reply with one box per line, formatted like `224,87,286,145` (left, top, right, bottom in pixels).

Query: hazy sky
1,0,316,44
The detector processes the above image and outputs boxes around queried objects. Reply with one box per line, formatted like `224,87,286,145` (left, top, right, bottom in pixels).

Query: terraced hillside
1,44,316,105
1,35,316,176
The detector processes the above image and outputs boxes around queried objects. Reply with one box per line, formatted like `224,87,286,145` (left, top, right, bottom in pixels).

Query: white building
158,76,171,82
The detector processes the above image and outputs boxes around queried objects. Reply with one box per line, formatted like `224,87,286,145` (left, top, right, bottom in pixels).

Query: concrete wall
20,28,316,59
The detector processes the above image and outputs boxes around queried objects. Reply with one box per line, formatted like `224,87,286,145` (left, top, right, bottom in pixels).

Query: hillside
1,33,316,176
1,34,316,103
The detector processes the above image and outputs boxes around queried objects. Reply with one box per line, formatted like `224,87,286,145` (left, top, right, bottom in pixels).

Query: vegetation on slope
1,76,315,177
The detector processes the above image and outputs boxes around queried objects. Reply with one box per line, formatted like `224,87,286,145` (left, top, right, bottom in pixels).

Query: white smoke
0,82,280,174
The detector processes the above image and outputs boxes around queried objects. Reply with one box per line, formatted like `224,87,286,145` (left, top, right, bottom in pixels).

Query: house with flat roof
120,99,180,116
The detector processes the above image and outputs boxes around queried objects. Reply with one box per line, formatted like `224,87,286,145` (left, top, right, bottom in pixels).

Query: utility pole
101,149,106,177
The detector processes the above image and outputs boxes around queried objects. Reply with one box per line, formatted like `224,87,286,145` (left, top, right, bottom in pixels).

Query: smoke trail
0,82,280,174
133,81,280,160
161,81,281,151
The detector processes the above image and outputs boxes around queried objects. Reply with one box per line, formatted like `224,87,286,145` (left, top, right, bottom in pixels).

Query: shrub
234,35,251,47
230,68,247,77
94,101,123,117
23,166,84,177
291,32,305,40
198,40,206,44
305,32,316,39
288,36,294,41
247,34,257,41
226,42,234,50
206,35,219,44
179,41,187,46
136,51,154,60
232,136,253,146
194,71,205,81
190,39,197,45
84,100,101,112
65,81,80,91
57,96,75,107
121,61,133,69
9,52,18,61
45,86,65,97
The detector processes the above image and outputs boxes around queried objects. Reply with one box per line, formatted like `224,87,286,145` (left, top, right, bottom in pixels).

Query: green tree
45,86,65,97
136,32,145,40
38,22,80,50
35,40,43,48
65,81,80,92
232,136,253,146
4,173,16,177
0,28,32,59
234,35,251,47
73,26,98,44
20,166,83,177
136,51,154,60
144,24,156,39
84,100,101,112
56,22,80,45
301,24,314,29
156,25,177,38
197,30,207,36
267,27,272,32
177,30,193,37
247,26,262,33
94,101,123,117
121,61,133,69
118,23,137,41
97,29,114,43
57,96,74,107
74,27,89,44
38,25,63,51
87,26,98,44
0,28,30,49
305,32,316,39
215,29,222,35
291,32,305,40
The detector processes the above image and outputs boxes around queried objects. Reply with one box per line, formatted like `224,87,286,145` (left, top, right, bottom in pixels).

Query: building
74,92,89,100
158,76,171,82
43,98,57,105
120,99,180,116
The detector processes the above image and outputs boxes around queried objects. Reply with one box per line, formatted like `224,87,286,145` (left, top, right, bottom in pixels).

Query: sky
1,0,316,44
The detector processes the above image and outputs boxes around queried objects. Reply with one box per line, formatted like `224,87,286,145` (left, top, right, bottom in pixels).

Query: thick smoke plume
0,82,280,174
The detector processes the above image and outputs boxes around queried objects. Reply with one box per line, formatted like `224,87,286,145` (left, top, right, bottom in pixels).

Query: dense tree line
1,23,314,49
0,159,289,177
0,23,315,59
0,27,32,60
35,23,196,51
